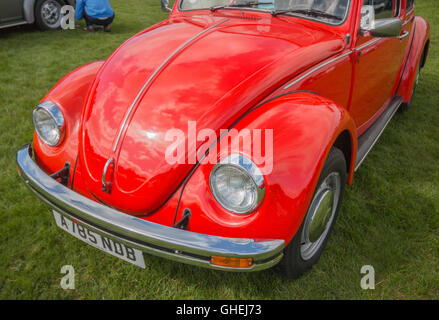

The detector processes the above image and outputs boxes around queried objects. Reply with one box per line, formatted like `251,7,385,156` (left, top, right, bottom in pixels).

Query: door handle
398,31,410,40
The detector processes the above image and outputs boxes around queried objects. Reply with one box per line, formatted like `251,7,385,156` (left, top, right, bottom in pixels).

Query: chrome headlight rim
209,154,265,214
32,101,65,147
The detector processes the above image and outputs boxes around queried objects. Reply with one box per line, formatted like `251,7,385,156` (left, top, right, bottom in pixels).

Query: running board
355,96,403,171
0,20,28,30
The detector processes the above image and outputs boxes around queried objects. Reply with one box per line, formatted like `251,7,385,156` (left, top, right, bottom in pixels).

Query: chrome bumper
16,144,284,271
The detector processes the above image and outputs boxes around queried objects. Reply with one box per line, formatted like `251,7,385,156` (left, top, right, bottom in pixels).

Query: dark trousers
84,12,114,28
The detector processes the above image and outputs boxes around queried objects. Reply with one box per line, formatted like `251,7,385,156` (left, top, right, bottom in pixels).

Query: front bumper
16,144,284,271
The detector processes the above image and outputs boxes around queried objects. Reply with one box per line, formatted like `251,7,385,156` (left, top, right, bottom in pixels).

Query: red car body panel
34,61,104,178
174,92,356,242
78,15,346,215
32,0,430,244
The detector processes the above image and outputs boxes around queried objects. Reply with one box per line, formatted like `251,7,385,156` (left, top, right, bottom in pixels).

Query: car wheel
399,54,423,112
278,147,346,279
35,0,63,30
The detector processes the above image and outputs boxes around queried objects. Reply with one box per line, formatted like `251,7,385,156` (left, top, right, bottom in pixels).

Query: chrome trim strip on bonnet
112,18,229,152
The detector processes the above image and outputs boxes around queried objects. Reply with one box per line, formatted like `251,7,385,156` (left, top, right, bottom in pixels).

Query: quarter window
362,0,400,19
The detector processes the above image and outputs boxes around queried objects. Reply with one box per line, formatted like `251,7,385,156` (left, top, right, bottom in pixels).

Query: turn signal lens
210,256,253,268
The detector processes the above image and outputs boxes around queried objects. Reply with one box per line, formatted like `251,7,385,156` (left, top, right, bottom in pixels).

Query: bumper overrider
16,144,284,271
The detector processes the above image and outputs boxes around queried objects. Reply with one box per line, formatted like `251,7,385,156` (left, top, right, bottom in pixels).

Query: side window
406,0,414,11
362,0,400,19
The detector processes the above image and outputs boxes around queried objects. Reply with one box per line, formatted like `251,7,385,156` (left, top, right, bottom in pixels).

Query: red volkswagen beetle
17,0,430,278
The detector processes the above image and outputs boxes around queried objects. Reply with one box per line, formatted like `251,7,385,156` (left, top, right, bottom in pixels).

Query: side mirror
369,18,403,37
360,5,402,38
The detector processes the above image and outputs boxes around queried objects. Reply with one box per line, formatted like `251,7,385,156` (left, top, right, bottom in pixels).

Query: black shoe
83,26,96,32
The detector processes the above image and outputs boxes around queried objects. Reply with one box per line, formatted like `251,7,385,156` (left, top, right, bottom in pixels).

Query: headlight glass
32,101,65,146
210,155,265,214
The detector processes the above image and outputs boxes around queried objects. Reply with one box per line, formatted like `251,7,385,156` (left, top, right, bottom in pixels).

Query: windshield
180,0,350,24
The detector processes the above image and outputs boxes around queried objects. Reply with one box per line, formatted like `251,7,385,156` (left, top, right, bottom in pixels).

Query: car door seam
395,22,417,94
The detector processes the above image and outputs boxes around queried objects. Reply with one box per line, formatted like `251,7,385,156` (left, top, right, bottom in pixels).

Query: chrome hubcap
41,1,61,26
300,172,341,261
308,189,334,242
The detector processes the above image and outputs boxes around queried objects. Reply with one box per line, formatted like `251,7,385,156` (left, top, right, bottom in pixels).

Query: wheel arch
420,39,430,69
397,16,431,102
33,61,104,180
333,129,356,186
174,91,358,244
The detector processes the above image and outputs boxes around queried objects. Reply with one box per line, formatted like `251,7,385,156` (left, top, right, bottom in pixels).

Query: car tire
278,147,347,279
399,53,424,112
35,0,64,30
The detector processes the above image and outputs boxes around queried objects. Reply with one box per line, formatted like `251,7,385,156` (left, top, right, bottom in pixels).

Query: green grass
0,0,438,299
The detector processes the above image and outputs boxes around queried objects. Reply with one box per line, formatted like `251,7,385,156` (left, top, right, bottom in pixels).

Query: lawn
0,0,438,299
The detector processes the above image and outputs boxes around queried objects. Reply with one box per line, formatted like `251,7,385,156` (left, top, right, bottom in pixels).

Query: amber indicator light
210,256,253,268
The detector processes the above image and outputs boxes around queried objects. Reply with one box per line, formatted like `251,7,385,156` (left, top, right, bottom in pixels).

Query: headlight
209,154,265,214
32,101,65,147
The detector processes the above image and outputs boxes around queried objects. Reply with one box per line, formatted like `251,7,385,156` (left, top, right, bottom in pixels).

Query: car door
0,0,24,23
349,0,408,134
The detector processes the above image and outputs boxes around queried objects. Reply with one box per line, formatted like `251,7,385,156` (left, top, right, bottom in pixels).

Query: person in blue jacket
75,0,115,32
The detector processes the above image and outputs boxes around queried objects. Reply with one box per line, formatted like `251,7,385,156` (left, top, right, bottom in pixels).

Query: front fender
397,16,430,102
23,0,36,23
175,92,357,244
33,61,104,178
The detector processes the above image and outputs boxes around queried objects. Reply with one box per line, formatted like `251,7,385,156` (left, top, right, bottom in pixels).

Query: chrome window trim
402,14,414,27
273,0,352,27
112,18,229,152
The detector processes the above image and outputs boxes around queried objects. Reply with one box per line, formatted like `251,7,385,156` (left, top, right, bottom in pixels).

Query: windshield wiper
271,8,342,20
210,2,274,12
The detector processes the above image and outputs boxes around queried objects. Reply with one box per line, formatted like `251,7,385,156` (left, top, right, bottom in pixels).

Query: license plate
53,211,145,268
